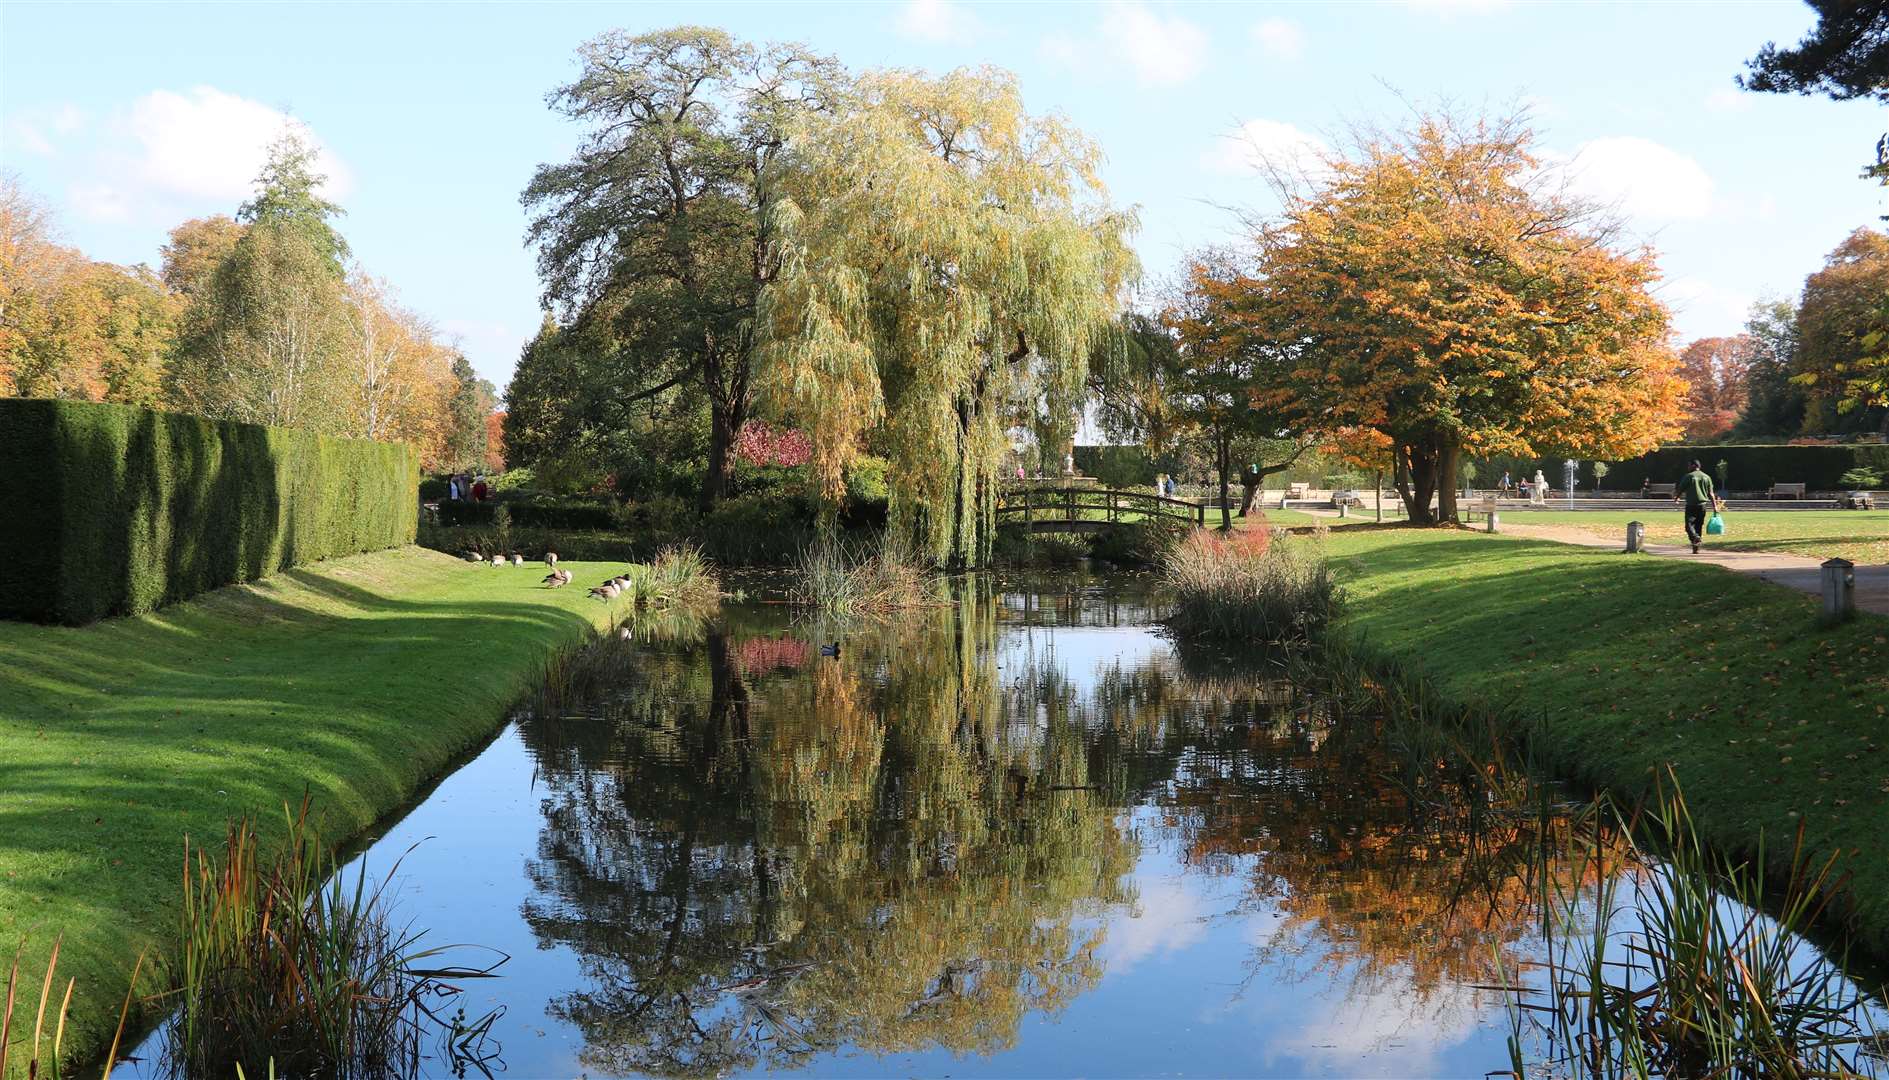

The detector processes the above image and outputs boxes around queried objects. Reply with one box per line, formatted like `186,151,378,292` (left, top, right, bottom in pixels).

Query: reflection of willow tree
516,587,1138,1076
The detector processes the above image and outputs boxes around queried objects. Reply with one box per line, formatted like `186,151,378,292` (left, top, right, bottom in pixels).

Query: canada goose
545,552,559,569
542,569,573,588
819,642,840,657
619,626,633,640
588,582,620,601
491,554,506,568
512,554,525,567
464,553,481,563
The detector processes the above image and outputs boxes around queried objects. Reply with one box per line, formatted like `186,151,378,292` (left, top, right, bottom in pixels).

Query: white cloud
5,104,85,157
1097,2,1209,87
1402,0,1512,14
1555,136,1715,221
1663,276,1755,339
125,87,351,202
68,183,130,223
894,0,979,44
1203,118,1330,178
54,87,351,225
1250,18,1305,61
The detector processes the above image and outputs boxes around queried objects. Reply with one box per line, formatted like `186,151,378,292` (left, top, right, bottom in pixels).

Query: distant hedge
1595,444,1889,492
0,399,418,625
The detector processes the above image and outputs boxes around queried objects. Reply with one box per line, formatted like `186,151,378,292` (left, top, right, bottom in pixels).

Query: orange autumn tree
1205,110,1684,524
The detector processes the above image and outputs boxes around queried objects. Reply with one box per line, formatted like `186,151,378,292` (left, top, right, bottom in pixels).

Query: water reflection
135,575,1875,1078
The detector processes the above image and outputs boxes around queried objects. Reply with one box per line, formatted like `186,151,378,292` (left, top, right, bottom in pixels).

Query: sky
4,1,1886,395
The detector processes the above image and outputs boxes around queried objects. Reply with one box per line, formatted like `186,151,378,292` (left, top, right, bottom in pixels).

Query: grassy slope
1321,528,1889,949
0,548,626,1073
1493,508,1889,563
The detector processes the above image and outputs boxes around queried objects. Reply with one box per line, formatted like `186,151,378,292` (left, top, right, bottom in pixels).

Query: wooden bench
1645,483,1676,498
1768,482,1807,499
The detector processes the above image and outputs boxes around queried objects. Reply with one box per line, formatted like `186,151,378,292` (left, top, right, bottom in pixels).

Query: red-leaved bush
735,421,813,467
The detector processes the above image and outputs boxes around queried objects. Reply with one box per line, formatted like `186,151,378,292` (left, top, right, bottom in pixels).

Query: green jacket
1678,470,1715,506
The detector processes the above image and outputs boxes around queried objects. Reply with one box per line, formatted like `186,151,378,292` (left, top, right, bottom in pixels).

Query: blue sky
4,1,1885,393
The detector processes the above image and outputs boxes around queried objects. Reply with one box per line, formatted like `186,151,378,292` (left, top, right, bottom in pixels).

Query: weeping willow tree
760,67,1138,568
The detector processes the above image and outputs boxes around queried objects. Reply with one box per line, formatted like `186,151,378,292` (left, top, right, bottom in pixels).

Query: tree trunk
699,399,741,511
1435,439,1461,524
1399,439,1440,525
1215,434,1234,532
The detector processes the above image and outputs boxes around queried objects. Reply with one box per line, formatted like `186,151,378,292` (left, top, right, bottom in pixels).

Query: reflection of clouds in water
1261,977,1490,1076
1238,917,1493,1073
1102,878,1211,974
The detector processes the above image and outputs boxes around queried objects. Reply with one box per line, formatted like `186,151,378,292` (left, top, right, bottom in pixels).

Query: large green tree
761,67,1137,566
522,27,837,510
442,353,494,472
1733,299,1806,436
1792,227,1889,434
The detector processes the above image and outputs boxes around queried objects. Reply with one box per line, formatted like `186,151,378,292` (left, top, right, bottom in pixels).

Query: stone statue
1531,469,1548,505
1064,452,1075,476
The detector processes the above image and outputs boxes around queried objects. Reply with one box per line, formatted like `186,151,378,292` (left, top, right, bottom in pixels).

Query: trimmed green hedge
1595,444,1889,492
0,399,418,625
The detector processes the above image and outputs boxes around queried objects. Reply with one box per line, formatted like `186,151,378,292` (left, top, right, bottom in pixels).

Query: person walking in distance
1675,458,1716,554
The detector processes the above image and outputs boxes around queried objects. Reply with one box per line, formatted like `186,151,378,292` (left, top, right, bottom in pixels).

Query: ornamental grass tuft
1162,528,1339,643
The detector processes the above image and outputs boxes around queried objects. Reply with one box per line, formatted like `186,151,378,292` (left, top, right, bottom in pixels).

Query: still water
128,573,1886,1077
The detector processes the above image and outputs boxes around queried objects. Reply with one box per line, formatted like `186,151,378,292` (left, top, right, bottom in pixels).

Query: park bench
1768,482,1807,499
1645,483,1676,498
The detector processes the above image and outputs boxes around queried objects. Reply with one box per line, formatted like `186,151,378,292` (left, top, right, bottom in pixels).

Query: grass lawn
1498,508,1889,563
0,548,630,1074
1320,527,1889,952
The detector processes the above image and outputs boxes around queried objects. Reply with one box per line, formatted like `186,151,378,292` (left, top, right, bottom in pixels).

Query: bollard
1822,558,1855,623
1338,501,1348,519
1626,521,1645,553
1485,511,1499,534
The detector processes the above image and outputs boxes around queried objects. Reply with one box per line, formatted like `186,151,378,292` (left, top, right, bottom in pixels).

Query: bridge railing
995,486,1207,528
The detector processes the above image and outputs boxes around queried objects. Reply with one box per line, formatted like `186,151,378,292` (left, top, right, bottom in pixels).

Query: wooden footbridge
997,485,1208,534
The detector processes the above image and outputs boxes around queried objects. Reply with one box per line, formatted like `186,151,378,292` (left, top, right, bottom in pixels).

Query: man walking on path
1675,459,1716,554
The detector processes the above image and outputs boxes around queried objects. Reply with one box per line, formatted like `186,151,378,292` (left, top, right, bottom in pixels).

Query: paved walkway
1499,521,1889,617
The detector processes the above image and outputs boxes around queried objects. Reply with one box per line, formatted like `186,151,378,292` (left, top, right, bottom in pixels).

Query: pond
123,573,1885,1078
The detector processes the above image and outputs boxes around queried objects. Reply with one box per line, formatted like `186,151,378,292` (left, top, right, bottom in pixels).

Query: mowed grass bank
0,548,629,1073
1321,528,1889,950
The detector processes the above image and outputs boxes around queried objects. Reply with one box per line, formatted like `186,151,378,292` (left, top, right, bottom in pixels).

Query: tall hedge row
1594,444,1889,492
0,399,418,625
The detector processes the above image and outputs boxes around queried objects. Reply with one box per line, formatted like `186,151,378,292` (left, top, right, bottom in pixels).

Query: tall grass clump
790,536,928,617
637,545,721,608
1501,776,1884,1078
1162,528,1339,643
164,800,502,1080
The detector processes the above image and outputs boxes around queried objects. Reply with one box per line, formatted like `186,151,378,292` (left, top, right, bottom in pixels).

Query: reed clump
790,537,928,617
1501,776,1883,1078
1162,528,1339,643
163,799,502,1080
632,545,722,608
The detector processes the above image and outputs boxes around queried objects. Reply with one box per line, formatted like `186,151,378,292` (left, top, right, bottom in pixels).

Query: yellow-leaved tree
1199,110,1684,524
761,67,1138,567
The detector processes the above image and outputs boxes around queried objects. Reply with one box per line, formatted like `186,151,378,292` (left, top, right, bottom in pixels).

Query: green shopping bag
1705,511,1726,535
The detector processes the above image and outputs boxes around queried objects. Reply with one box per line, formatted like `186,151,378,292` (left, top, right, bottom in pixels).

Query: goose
588,582,621,601
544,552,559,569
619,626,634,640
819,642,840,657
464,553,482,563
511,554,525,567
491,554,507,568
543,569,573,588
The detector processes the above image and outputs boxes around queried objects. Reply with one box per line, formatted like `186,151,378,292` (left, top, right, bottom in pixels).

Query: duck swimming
819,642,840,657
